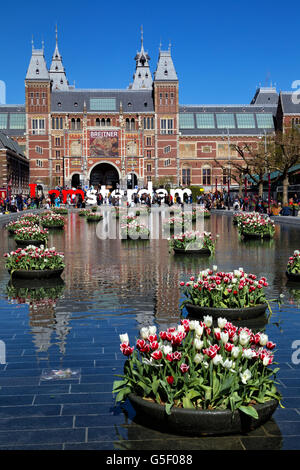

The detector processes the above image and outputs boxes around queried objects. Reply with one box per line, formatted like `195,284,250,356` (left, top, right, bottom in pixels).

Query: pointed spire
130,27,153,89
49,25,69,91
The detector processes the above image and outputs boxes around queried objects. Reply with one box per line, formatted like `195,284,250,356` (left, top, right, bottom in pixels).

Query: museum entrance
89,163,120,190
71,174,81,188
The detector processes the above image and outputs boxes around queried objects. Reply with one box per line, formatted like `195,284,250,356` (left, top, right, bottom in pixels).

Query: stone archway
71,173,81,188
89,163,120,190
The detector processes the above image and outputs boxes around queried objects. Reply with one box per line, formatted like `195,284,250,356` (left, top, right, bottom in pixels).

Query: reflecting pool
0,210,299,450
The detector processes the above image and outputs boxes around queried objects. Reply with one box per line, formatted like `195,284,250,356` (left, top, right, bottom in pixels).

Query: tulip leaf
182,396,194,409
239,405,259,419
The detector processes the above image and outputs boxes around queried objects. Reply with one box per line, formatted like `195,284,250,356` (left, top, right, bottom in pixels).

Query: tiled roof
280,92,300,114
0,131,26,157
51,89,154,113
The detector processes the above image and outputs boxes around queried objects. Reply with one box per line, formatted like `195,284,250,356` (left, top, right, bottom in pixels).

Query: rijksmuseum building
0,30,300,193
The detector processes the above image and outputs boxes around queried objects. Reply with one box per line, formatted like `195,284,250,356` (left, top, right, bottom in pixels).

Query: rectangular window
182,168,191,185
55,164,61,173
164,145,171,154
0,114,8,129
161,119,173,134
170,92,174,105
147,175,152,182
55,137,61,146
143,117,154,129
36,159,43,167
9,113,26,129
164,159,171,167
32,119,45,134
146,150,151,159
90,98,116,111
36,146,43,155
179,113,194,129
55,150,60,158
146,164,151,172
216,114,235,129
236,113,255,128
222,168,229,185
196,113,215,129
203,168,211,185
165,93,168,105
55,176,61,185
146,136,151,146
256,113,274,128
201,145,212,153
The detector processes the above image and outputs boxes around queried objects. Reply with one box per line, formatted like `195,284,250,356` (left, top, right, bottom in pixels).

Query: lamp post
264,129,271,215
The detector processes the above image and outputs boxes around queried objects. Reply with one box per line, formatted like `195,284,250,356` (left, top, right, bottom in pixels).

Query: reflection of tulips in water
6,281,65,306
285,283,300,307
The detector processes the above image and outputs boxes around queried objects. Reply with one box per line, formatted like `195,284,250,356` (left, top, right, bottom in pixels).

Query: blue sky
1,0,299,105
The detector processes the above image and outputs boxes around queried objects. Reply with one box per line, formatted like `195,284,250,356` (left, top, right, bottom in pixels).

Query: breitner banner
90,130,119,158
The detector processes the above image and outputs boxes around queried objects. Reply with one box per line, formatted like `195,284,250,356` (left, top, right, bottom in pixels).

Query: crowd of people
1,186,299,216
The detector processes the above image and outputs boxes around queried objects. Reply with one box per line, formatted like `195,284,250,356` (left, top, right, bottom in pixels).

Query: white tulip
177,325,185,334
222,358,233,369
259,334,268,346
263,356,270,366
203,316,212,327
239,331,250,346
231,346,240,359
189,320,200,331
194,353,204,364
212,354,222,366
213,265,218,272
217,317,227,329
162,345,173,355
195,324,204,337
119,333,129,344
240,369,252,384
194,338,204,350
220,332,229,344
242,348,256,359
148,326,157,336
140,327,149,340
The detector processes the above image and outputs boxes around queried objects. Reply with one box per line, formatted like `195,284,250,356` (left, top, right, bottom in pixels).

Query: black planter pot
128,394,278,436
41,224,64,229
9,268,64,279
286,271,300,282
241,232,272,239
173,247,211,255
14,239,48,247
184,303,268,321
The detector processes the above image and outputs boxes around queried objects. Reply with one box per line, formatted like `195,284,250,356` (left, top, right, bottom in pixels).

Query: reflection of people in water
91,136,118,157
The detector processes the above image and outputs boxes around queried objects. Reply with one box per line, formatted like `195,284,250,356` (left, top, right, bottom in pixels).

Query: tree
214,140,270,197
268,129,300,205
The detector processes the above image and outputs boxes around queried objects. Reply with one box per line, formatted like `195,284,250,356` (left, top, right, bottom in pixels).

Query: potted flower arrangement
237,213,275,239
14,225,49,246
169,231,218,255
4,245,65,279
180,267,270,321
113,318,281,436
286,250,300,281
52,207,68,215
233,212,246,226
40,212,65,229
19,213,41,224
86,212,103,222
120,221,150,240
6,219,35,234
78,209,91,217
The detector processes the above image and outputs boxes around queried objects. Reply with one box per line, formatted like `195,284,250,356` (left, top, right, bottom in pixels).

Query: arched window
71,118,76,130
130,118,135,131
96,118,100,126
101,118,106,127
126,118,130,130
76,118,81,130
106,118,111,126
